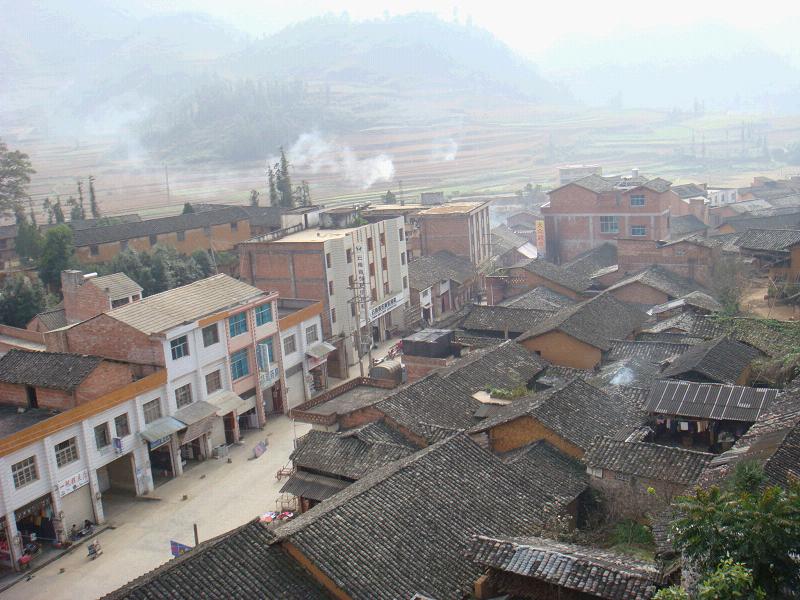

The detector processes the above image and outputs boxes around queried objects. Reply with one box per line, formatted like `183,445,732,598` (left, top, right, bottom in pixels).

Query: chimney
631,167,639,178
61,270,84,324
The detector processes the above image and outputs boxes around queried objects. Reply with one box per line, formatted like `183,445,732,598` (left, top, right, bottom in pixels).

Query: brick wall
0,382,74,411
590,472,687,520
617,238,716,287
519,331,602,370
74,361,134,405
63,278,111,324
402,355,452,382
607,282,669,306
487,415,584,457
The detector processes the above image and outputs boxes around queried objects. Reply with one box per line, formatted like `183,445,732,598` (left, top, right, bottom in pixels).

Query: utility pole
164,164,171,204
398,180,404,206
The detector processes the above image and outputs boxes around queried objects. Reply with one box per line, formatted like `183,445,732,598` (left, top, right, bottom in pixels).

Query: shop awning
140,416,185,443
279,471,351,502
174,401,218,445
306,341,336,360
205,390,248,416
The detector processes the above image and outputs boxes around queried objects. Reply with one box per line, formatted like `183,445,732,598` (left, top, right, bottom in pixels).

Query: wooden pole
193,523,199,546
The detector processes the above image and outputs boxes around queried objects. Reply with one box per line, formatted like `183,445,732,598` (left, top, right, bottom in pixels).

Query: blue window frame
630,194,645,206
228,312,248,337
631,225,647,236
230,349,250,380
257,339,274,370
255,303,273,326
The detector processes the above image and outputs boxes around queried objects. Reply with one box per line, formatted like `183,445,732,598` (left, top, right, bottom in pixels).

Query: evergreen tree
68,195,83,221
182,202,194,214
43,197,53,224
52,198,65,223
249,189,260,207
0,274,46,327
267,165,279,206
277,148,293,207
14,213,43,262
191,249,214,277
383,189,396,204
88,175,100,218
76,180,86,220
38,225,74,291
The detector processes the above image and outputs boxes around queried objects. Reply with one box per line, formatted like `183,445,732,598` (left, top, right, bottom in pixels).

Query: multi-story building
239,210,410,378
44,275,282,473
542,171,675,263
417,202,491,267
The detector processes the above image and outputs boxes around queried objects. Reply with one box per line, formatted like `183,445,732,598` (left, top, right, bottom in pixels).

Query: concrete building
543,171,675,263
43,275,282,467
417,202,491,267
239,211,410,378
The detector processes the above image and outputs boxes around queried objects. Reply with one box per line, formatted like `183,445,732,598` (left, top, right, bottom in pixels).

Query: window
170,335,189,360
228,312,248,337
599,216,619,234
403,276,408,289
94,423,111,449
326,253,332,268
367,237,373,251
12,457,37,489
257,339,274,370
587,466,603,478
283,334,296,355
115,413,130,437
675,247,687,256
350,303,356,317
371,288,377,301
230,349,249,380
54,438,79,467
205,370,222,394
90,245,99,256
111,297,129,308
255,303,273,326
346,248,352,263
177,230,185,241
132,294,141,301
230,221,238,231
331,308,337,323
630,225,647,237
379,233,385,246
143,399,162,424
383,281,389,295
149,234,158,245
349,275,355,288
329,281,335,296
120,240,128,251
401,252,406,265
202,324,220,347
369,263,375,276
306,325,318,344
399,228,404,241
381,257,387,271
175,383,193,408
630,194,645,206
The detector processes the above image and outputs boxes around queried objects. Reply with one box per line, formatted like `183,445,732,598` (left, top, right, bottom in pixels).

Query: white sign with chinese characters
368,292,404,322
57,468,89,497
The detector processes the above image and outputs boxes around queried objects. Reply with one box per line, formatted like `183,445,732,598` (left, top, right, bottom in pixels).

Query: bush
611,520,654,547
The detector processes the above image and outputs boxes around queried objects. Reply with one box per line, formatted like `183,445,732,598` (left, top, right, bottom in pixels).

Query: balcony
259,366,280,389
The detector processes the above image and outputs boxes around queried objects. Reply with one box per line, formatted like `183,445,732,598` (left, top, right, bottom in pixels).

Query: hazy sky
130,0,800,58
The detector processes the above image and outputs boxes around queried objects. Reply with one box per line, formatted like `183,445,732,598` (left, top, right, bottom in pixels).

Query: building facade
417,202,491,267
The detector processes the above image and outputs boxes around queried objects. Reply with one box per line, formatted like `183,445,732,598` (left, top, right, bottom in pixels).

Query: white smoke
430,137,458,162
286,132,395,189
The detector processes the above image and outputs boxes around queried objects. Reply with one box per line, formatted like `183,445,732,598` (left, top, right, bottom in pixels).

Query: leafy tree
88,175,100,218
38,225,75,291
97,246,211,296
43,197,53,224
249,189,260,207
15,213,43,262
0,274,46,327
51,198,65,223
68,195,83,221
0,139,36,216
383,189,396,204
670,480,800,596
191,249,214,277
295,181,311,207
267,165,279,206
710,256,749,314
654,560,765,600
182,202,194,214
277,148,293,207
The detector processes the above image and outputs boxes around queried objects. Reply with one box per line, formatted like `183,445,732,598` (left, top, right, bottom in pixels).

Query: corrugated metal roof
140,416,185,442
206,390,247,416
645,379,778,422
279,471,351,501
107,274,266,335
174,400,218,425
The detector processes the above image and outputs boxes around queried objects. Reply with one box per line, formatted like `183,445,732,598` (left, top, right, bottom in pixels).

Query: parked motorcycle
87,540,102,560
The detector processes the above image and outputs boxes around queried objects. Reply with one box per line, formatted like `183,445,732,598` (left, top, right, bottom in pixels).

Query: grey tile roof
661,337,762,384
88,272,143,300
672,183,708,199
680,291,723,313
607,265,704,300
517,293,647,351
288,422,418,480
72,206,250,246
102,520,331,599
645,379,778,422
590,356,666,392
636,332,708,345
31,307,67,330
560,242,618,281
407,250,476,291
512,258,591,292
439,340,548,393
107,274,265,335
279,471,352,502
500,440,588,503
585,437,714,486
469,535,665,599
499,285,575,311
609,339,691,363
0,349,103,391
491,224,528,255
461,304,553,335
735,228,800,252
452,331,505,348
271,434,570,600
670,214,707,238
472,378,643,450
641,312,722,338
721,211,800,233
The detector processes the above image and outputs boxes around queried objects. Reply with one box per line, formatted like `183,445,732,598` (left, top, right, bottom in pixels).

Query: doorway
25,386,37,409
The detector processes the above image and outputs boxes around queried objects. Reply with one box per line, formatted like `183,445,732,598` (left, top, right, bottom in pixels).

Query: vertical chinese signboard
535,220,546,253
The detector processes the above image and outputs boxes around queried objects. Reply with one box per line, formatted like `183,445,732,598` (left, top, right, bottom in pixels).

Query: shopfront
174,401,218,466
140,416,184,484
206,390,248,446
15,494,57,561
0,517,12,572
305,342,336,397
57,469,95,533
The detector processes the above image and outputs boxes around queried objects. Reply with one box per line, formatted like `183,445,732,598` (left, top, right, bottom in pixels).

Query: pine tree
76,180,86,220
278,148,293,207
43,197,53,224
267,165,279,207
52,198,65,223
249,189,260,207
182,202,194,214
88,175,100,218
68,195,82,221
383,190,396,204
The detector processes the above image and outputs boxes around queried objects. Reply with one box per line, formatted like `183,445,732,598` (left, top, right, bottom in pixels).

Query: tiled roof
279,471,350,502
560,242,618,281
440,340,548,393
517,293,647,351
491,224,528,255
661,337,762,384
720,212,800,233
499,285,575,311
472,378,643,450
609,339,691,363
590,356,666,392
88,273,142,300
585,437,714,485
461,304,553,335
407,250,475,291
681,291,723,313
645,379,778,422
469,535,664,600
672,183,708,199
31,307,67,330
670,214,707,238
641,312,722,338
607,265,704,300
102,520,330,599
501,440,588,503
735,228,800,252
0,349,103,391
512,258,591,292
73,206,250,246
288,422,418,480
106,274,265,335
452,331,504,349
271,435,570,600
636,332,708,345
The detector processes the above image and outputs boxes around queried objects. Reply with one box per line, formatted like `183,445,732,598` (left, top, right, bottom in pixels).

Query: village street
1,415,309,600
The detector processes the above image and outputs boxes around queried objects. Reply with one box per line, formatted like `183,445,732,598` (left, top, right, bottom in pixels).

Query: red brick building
417,202,491,267
616,236,720,288
543,172,675,263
